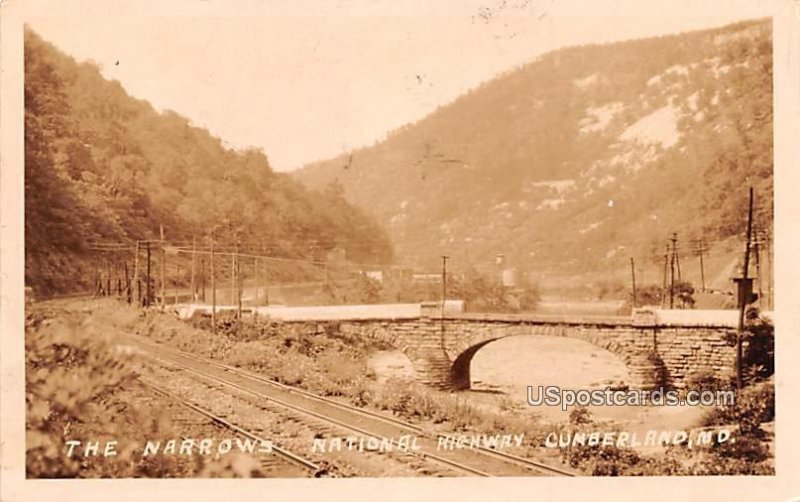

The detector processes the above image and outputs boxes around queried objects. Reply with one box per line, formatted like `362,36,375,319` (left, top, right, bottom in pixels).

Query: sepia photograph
2,0,800,500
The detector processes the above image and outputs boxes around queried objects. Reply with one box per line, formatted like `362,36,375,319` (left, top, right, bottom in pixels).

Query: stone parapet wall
651,327,737,387
291,315,738,390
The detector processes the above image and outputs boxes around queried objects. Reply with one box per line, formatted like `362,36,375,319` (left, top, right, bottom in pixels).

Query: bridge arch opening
454,334,633,392
450,339,499,390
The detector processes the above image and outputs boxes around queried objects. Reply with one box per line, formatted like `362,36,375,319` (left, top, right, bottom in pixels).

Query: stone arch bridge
260,304,741,391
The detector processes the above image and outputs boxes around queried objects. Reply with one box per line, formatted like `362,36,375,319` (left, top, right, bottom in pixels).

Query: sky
24,0,773,171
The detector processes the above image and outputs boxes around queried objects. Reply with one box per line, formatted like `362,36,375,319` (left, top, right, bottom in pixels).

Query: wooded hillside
25,29,393,295
295,19,773,291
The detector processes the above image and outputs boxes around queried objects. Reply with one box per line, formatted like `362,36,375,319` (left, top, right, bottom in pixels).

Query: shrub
558,379,775,476
743,310,774,382
568,406,592,425
702,379,774,436
25,307,198,478
685,369,729,393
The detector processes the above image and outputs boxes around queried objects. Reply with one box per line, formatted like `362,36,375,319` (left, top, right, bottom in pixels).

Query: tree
24,28,395,296
743,308,774,381
674,281,696,309
632,284,663,307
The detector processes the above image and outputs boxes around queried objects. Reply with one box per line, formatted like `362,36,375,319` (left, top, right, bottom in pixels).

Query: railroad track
125,334,576,477
140,380,323,477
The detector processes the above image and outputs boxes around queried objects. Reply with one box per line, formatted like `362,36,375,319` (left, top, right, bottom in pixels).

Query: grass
35,299,777,476
24,303,264,478
126,305,554,450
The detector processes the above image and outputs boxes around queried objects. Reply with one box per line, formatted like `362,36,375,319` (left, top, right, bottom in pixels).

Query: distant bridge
177,302,765,391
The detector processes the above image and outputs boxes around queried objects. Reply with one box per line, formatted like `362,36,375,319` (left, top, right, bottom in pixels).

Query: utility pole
160,224,166,310
106,254,112,297
98,254,104,296
252,257,258,318
124,259,130,304
132,241,140,306
200,258,206,303
92,255,98,297
146,242,152,307
231,247,237,312
661,245,669,309
264,259,269,306
253,257,259,305
736,187,755,390
174,263,180,305
669,233,679,309
236,248,243,319
765,234,772,310
754,229,763,308
190,235,197,302
114,253,120,296
698,238,706,293
441,255,449,316
116,253,122,296
440,255,449,346
630,257,637,309
211,230,216,333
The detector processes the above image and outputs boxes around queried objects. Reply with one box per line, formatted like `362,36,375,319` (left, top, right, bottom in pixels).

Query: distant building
364,270,383,282
412,273,442,284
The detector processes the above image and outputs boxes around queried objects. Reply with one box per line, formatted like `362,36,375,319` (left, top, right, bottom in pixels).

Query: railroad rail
141,380,323,477
126,334,576,477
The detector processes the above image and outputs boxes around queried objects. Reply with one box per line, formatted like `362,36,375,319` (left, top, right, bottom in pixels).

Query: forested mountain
295,19,773,291
24,29,392,295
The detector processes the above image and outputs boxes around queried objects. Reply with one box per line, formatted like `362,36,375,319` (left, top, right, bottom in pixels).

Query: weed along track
125,333,575,477
140,381,321,477
136,353,449,477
